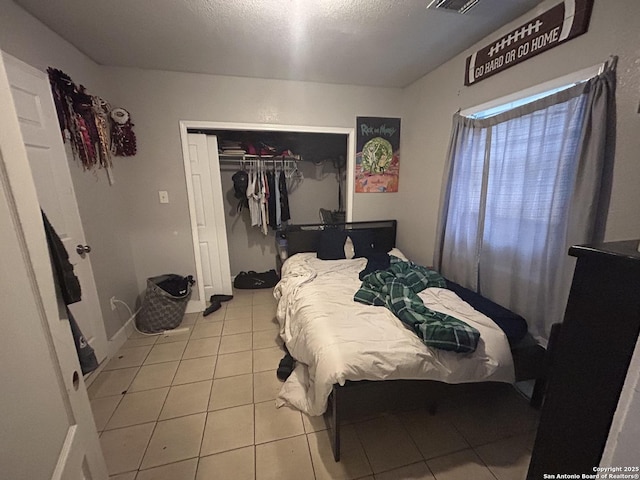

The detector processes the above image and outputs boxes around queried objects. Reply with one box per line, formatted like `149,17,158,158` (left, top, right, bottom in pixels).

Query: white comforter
274,250,515,416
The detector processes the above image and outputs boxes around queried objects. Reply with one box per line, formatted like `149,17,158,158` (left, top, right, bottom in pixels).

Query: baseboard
84,310,140,389
107,312,136,358
84,312,137,388
187,278,234,314
186,298,204,314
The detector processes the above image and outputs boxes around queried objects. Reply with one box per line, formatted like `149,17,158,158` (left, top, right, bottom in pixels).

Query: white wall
0,0,139,339
102,66,403,293
2,0,637,333
2,0,640,464
0,0,402,332
398,0,640,267
0,0,103,89
399,0,640,465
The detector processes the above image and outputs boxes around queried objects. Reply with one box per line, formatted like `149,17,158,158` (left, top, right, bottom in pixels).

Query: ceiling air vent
427,0,480,14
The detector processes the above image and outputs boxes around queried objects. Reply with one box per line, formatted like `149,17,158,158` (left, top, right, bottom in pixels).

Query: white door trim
179,120,355,309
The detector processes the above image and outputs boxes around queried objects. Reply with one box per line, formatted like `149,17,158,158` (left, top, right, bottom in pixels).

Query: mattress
274,250,515,416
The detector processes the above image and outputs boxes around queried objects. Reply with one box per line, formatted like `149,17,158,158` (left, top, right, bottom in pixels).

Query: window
435,61,615,341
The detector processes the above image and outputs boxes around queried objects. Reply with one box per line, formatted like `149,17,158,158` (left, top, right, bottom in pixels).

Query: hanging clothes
267,170,278,230
247,164,261,227
41,210,98,375
227,156,297,235
275,164,282,229
260,166,269,235
279,170,291,222
232,170,249,212
42,210,81,305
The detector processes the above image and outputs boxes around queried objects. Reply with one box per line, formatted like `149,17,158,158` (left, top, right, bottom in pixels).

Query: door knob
76,244,92,255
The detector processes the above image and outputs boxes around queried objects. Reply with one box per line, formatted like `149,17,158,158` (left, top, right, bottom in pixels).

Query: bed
274,220,550,461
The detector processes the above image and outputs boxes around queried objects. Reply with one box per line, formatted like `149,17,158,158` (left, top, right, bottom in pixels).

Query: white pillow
388,247,408,260
343,235,355,259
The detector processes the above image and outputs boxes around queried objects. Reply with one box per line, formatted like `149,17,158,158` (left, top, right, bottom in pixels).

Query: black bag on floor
234,270,279,289
137,274,195,333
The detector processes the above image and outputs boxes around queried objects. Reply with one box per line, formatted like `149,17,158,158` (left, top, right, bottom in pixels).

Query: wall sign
464,0,594,86
355,117,400,193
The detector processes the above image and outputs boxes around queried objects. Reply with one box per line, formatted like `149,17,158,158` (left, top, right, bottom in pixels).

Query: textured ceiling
15,0,543,88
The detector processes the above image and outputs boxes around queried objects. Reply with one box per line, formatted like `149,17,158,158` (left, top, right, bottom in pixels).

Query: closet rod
218,157,301,175
218,154,302,162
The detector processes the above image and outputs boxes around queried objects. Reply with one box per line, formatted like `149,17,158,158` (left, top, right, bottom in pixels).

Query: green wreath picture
361,137,393,174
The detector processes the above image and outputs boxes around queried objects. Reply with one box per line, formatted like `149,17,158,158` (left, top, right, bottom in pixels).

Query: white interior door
0,53,107,480
186,133,232,301
3,52,108,363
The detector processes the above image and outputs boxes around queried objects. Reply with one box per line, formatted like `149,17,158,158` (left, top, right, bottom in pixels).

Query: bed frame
278,220,552,461
282,219,398,257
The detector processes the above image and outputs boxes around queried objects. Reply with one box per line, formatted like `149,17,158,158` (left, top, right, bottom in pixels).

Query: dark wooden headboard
279,220,397,256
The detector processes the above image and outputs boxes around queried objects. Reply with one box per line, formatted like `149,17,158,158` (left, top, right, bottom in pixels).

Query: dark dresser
527,240,640,478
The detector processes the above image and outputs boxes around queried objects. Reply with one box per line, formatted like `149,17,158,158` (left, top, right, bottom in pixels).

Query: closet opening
179,121,355,309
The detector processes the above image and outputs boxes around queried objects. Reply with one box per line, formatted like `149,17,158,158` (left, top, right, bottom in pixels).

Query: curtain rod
459,60,606,118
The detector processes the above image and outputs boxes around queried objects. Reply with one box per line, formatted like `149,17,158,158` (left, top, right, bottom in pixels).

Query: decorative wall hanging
47,68,137,172
110,108,137,157
355,117,400,193
464,0,594,86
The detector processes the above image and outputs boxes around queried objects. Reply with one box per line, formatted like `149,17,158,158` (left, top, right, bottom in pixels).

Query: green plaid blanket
354,257,480,353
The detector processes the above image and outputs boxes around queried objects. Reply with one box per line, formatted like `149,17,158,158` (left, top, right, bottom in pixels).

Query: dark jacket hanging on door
42,210,98,374
42,211,81,305
66,307,98,375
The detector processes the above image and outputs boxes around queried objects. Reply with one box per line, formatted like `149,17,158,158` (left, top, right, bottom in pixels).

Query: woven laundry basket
136,274,194,333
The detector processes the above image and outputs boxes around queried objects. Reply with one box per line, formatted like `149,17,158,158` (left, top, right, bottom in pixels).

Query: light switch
159,191,169,203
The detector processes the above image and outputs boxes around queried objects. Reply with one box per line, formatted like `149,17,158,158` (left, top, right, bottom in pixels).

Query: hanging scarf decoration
93,96,113,164
47,67,136,171
110,108,137,157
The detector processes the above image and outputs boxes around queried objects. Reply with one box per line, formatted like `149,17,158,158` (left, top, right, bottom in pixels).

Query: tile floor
89,288,540,480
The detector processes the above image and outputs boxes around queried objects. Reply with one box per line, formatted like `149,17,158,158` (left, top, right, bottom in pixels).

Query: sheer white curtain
434,60,617,342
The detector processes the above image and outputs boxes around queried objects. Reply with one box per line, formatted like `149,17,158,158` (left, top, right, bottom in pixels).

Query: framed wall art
355,117,400,193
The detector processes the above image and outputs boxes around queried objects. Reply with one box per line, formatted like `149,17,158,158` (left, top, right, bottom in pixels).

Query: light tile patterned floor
90,288,539,480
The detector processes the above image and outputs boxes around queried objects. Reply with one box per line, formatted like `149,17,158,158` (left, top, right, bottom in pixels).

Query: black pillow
348,230,376,258
317,229,348,260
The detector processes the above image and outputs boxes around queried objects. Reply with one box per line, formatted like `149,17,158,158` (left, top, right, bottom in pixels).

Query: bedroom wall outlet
158,191,169,203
